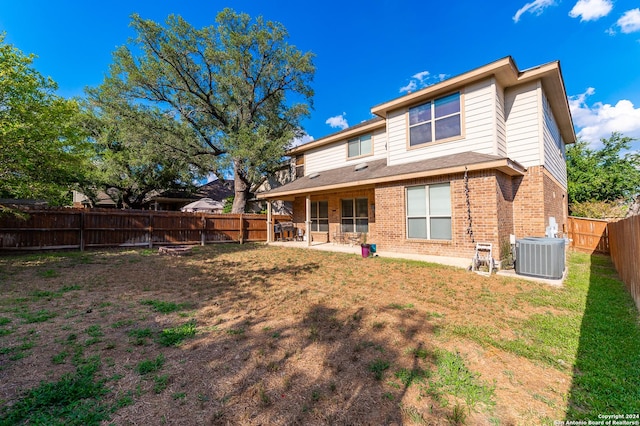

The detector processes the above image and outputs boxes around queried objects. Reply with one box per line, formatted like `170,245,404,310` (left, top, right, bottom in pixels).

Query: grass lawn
0,245,638,425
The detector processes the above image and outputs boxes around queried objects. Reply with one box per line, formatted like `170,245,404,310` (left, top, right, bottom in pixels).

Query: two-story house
257,57,576,263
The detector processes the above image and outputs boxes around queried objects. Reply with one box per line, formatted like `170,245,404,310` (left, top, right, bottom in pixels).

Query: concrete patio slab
266,240,471,269
266,240,566,286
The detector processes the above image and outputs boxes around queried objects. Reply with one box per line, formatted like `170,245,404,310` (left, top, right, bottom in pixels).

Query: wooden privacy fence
567,216,610,254
608,216,640,312
0,209,290,251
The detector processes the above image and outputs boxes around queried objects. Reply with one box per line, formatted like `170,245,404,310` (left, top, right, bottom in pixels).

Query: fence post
79,210,85,252
200,214,205,246
148,212,153,249
239,213,244,245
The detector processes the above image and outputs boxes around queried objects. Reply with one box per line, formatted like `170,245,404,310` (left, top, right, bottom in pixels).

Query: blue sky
1,0,640,147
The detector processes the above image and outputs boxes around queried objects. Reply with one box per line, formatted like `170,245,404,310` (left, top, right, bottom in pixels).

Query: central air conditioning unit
515,237,565,280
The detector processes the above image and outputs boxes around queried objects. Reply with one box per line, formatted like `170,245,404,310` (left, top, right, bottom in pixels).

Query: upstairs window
347,134,372,158
409,92,461,147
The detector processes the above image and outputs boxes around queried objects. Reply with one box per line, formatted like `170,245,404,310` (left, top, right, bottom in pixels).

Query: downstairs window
406,183,451,240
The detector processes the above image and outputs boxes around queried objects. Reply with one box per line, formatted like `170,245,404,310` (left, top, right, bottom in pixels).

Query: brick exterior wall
542,169,569,236
512,165,567,239
512,166,545,239
286,166,567,263
496,172,515,260
374,171,504,259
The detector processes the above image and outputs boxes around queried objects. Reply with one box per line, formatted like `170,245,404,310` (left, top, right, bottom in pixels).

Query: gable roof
257,151,525,200
289,56,575,156
372,56,574,144
288,117,385,155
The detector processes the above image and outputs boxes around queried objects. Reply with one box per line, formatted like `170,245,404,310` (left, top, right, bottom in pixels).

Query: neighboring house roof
143,179,234,205
143,189,197,205
75,180,235,209
257,151,525,200
0,198,48,208
73,190,118,207
196,179,235,200
181,198,224,212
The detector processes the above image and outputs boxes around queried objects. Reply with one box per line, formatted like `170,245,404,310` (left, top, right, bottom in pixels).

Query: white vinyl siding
542,90,567,188
386,108,407,164
505,81,541,167
304,128,387,175
388,80,496,166
495,82,507,157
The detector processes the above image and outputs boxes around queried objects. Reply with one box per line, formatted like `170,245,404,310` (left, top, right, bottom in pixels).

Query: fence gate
567,216,610,255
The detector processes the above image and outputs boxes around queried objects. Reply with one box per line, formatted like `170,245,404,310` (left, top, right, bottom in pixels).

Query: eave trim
257,159,525,200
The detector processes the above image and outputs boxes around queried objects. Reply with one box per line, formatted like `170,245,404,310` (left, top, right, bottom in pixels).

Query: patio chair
347,232,363,246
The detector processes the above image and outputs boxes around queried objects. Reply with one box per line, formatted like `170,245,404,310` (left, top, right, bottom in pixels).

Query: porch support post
266,201,273,243
305,195,312,247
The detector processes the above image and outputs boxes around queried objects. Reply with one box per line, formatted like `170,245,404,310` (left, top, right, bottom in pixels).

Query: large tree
80,93,209,209
0,34,92,206
97,9,314,212
567,132,640,206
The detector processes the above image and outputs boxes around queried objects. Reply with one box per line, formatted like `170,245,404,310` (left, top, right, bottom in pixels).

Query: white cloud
569,0,612,21
399,80,417,93
412,71,430,81
570,88,640,145
399,70,449,93
617,8,640,33
325,113,349,130
513,0,556,23
289,133,314,148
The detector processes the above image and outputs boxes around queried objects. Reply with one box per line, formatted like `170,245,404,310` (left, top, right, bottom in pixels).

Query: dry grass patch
0,245,637,425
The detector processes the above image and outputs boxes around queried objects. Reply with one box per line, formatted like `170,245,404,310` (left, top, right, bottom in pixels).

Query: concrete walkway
267,240,472,269
266,240,566,286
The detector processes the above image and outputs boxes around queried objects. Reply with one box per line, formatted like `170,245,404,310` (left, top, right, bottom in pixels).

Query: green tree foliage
0,34,93,206
80,92,209,209
568,199,629,220
97,9,314,212
567,132,640,209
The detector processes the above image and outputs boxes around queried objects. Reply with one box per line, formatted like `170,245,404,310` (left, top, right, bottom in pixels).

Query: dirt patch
0,244,576,425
